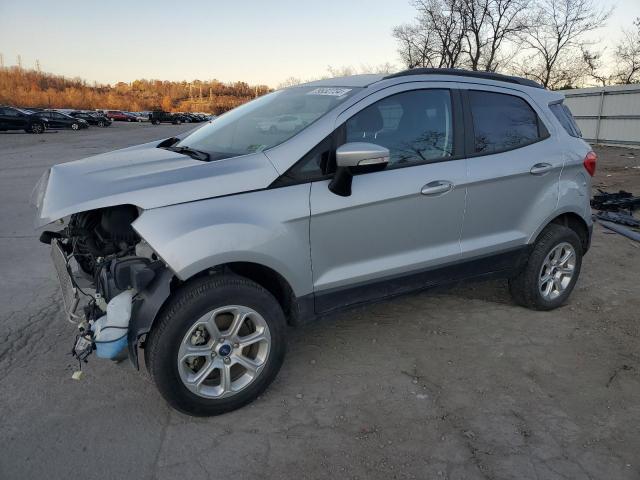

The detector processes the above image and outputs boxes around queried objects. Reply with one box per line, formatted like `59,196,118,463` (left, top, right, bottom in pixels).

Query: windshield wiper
166,145,210,162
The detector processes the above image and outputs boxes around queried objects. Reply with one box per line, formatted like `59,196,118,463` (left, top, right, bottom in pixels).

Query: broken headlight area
41,205,164,364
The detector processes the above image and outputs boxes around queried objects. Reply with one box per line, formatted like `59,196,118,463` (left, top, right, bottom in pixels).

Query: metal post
595,88,605,143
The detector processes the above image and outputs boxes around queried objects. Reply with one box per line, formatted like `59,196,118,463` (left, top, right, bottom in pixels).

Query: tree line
393,0,640,89
0,67,271,114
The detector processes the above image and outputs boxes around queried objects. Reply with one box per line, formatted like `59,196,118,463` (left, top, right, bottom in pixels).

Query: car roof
384,68,543,89
296,69,546,92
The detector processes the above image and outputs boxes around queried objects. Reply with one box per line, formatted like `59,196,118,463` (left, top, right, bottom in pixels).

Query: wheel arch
187,261,306,326
532,211,591,253
131,260,309,368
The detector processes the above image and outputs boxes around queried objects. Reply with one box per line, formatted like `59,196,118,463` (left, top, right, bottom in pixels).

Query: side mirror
329,142,390,197
335,142,390,168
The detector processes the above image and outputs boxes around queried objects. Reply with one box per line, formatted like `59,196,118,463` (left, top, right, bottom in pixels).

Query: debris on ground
591,189,640,213
592,189,640,242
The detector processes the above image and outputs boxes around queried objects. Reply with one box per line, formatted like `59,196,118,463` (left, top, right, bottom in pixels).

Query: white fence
563,84,640,146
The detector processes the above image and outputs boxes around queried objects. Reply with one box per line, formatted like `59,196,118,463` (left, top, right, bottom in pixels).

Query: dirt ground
0,125,638,480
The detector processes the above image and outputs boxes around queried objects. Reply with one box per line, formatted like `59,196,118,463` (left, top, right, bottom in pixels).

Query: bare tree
393,0,529,71
393,0,467,69
393,23,439,68
459,0,530,71
517,0,611,88
581,47,611,86
613,18,640,85
277,77,303,89
328,63,398,76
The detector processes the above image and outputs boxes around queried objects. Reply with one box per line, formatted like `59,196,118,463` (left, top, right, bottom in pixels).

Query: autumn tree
0,66,271,113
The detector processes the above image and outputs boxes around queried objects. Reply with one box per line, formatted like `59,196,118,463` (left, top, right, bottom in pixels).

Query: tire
31,123,44,134
145,274,287,416
71,123,79,131
98,121,105,127
509,224,583,311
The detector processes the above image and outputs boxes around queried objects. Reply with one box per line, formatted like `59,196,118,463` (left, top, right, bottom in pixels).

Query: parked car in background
106,110,137,122
149,110,183,125
31,110,88,130
257,114,307,133
70,111,112,127
180,113,203,123
0,106,49,133
124,112,146,122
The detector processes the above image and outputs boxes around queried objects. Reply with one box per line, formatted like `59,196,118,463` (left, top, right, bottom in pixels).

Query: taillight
583,151,597,177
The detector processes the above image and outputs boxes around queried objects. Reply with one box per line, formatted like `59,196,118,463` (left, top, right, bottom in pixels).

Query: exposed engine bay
41,205,165,366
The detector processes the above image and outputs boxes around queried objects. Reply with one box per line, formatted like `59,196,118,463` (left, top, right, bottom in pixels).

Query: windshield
176,86,360,161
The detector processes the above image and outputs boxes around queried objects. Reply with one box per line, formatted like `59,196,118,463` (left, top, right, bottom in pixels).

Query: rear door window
468,91,544,154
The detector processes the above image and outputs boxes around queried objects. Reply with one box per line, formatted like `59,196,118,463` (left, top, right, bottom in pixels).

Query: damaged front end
42,205,171,368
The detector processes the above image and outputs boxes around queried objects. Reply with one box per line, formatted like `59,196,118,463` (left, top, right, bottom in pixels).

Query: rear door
459,87,562,262
39,112,59,128
53,112,72,127
308,86,468,312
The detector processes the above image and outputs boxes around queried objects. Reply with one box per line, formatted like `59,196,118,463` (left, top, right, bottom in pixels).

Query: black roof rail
383,68,544,89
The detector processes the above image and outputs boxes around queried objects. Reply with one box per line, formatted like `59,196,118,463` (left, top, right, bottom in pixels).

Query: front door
309,88,467,313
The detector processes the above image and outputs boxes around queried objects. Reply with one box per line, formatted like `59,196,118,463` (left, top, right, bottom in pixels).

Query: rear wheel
509,224,583,310
31,123,44,134
145,274,286,416
98,120,105,127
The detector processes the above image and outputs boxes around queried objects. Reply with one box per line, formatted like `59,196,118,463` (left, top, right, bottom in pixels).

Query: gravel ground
0,124,638,480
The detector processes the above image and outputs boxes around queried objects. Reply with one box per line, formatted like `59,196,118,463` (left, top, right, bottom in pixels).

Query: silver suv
33,69,595,416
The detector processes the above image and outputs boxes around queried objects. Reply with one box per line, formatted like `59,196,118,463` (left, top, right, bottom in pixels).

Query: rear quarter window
549,102,582,138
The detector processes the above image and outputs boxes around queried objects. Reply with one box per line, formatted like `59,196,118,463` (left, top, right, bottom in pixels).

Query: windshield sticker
307,87,352,97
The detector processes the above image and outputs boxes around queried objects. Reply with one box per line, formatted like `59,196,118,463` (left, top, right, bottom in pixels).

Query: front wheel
145,274,286,416
30,123,44,134
71,122,79,130
509,224,583,310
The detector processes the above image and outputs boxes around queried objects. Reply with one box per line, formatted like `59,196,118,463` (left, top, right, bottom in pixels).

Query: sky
0,0,638,88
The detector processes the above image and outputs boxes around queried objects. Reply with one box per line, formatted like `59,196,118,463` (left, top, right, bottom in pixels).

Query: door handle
421,181,453,196
530,163,553,175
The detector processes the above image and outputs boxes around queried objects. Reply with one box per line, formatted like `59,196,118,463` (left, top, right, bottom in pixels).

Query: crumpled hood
34,139,280,227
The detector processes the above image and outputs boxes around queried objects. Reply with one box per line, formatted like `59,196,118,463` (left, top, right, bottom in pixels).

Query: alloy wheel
538,242,576,301
177,305,271,399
